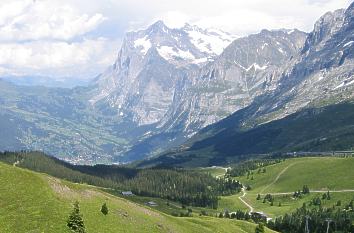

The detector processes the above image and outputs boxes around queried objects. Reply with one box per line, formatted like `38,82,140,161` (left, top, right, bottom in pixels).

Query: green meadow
0,162,275,233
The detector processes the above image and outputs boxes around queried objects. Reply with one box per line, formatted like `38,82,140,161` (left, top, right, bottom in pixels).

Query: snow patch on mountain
278,47,285,54
157,46,195,61
334,78,354,89
186,27,235,55
343,41,354,47
192,57,209,64
246,63,268,71
261,43,268,50
134,36,151,55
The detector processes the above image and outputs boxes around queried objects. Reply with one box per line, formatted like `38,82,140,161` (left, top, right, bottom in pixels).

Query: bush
255,223,265,233
200,210,208,216
101,203,109,215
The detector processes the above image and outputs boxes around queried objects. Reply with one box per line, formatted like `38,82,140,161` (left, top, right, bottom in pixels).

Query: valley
1,1,354,165
1,1,354,232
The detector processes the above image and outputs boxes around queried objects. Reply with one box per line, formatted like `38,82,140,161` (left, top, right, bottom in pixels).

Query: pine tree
67,201,86,233
302,185,310,194
255,222,265,233
349,200,354,209
256,194,261,200
322,193,327,200
245,212,250,220
101,203,109,215
326,191,331,200
225,210,230,218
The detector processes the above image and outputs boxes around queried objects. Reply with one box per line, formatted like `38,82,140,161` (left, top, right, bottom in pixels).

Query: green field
218,193,249,212
198,166,229,177
118,194,221,217
0,162,276,233
238,157,354,193
227,157,354,218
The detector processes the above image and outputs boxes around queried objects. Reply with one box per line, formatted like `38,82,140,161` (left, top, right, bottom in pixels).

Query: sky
0,0,351,82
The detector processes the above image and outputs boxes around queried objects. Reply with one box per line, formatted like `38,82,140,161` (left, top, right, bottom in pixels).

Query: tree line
226,159,282,177
0,151,241,208
267,200,354,233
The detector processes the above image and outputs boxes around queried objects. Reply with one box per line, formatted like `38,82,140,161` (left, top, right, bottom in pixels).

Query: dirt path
260,162,297,194
267,189,354,196
236,163,297,214
238,187,254,212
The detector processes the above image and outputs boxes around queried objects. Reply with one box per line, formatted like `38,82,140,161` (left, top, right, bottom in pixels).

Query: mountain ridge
139,4,354,167
1,3,353,165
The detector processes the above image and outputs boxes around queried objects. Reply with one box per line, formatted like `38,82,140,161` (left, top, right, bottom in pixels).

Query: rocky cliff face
244,3,354,126
88,21,306,161
158,29,307,135
89,21,235,126
140,3,354,167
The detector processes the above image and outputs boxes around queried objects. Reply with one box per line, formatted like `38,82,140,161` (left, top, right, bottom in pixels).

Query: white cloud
148,0,352,35
0,0,115,79
0,38,119,78
0,0,106,41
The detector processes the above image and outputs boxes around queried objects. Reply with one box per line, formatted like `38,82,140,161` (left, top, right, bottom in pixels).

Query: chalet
145,201,158,207
251,211,267,221
250,211,272,222
121,191,134,196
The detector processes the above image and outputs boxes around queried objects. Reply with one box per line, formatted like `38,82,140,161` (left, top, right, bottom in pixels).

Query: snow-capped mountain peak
182,23,237,56
128,21,236,65
91,20,240,127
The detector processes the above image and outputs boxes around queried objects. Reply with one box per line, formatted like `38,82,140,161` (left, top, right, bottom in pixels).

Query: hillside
219,157,354,219
139,101,354,168
238,157,354,193
0,161,275,233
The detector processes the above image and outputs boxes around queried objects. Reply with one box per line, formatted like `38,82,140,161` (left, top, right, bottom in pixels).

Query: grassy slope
121,195,221,217
239,157,354,193
197,167,228,178
0,162,276,233
228,157,354,218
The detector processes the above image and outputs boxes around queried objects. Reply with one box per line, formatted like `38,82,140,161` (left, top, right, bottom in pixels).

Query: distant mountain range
0,75,91,88
0,2,353,165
